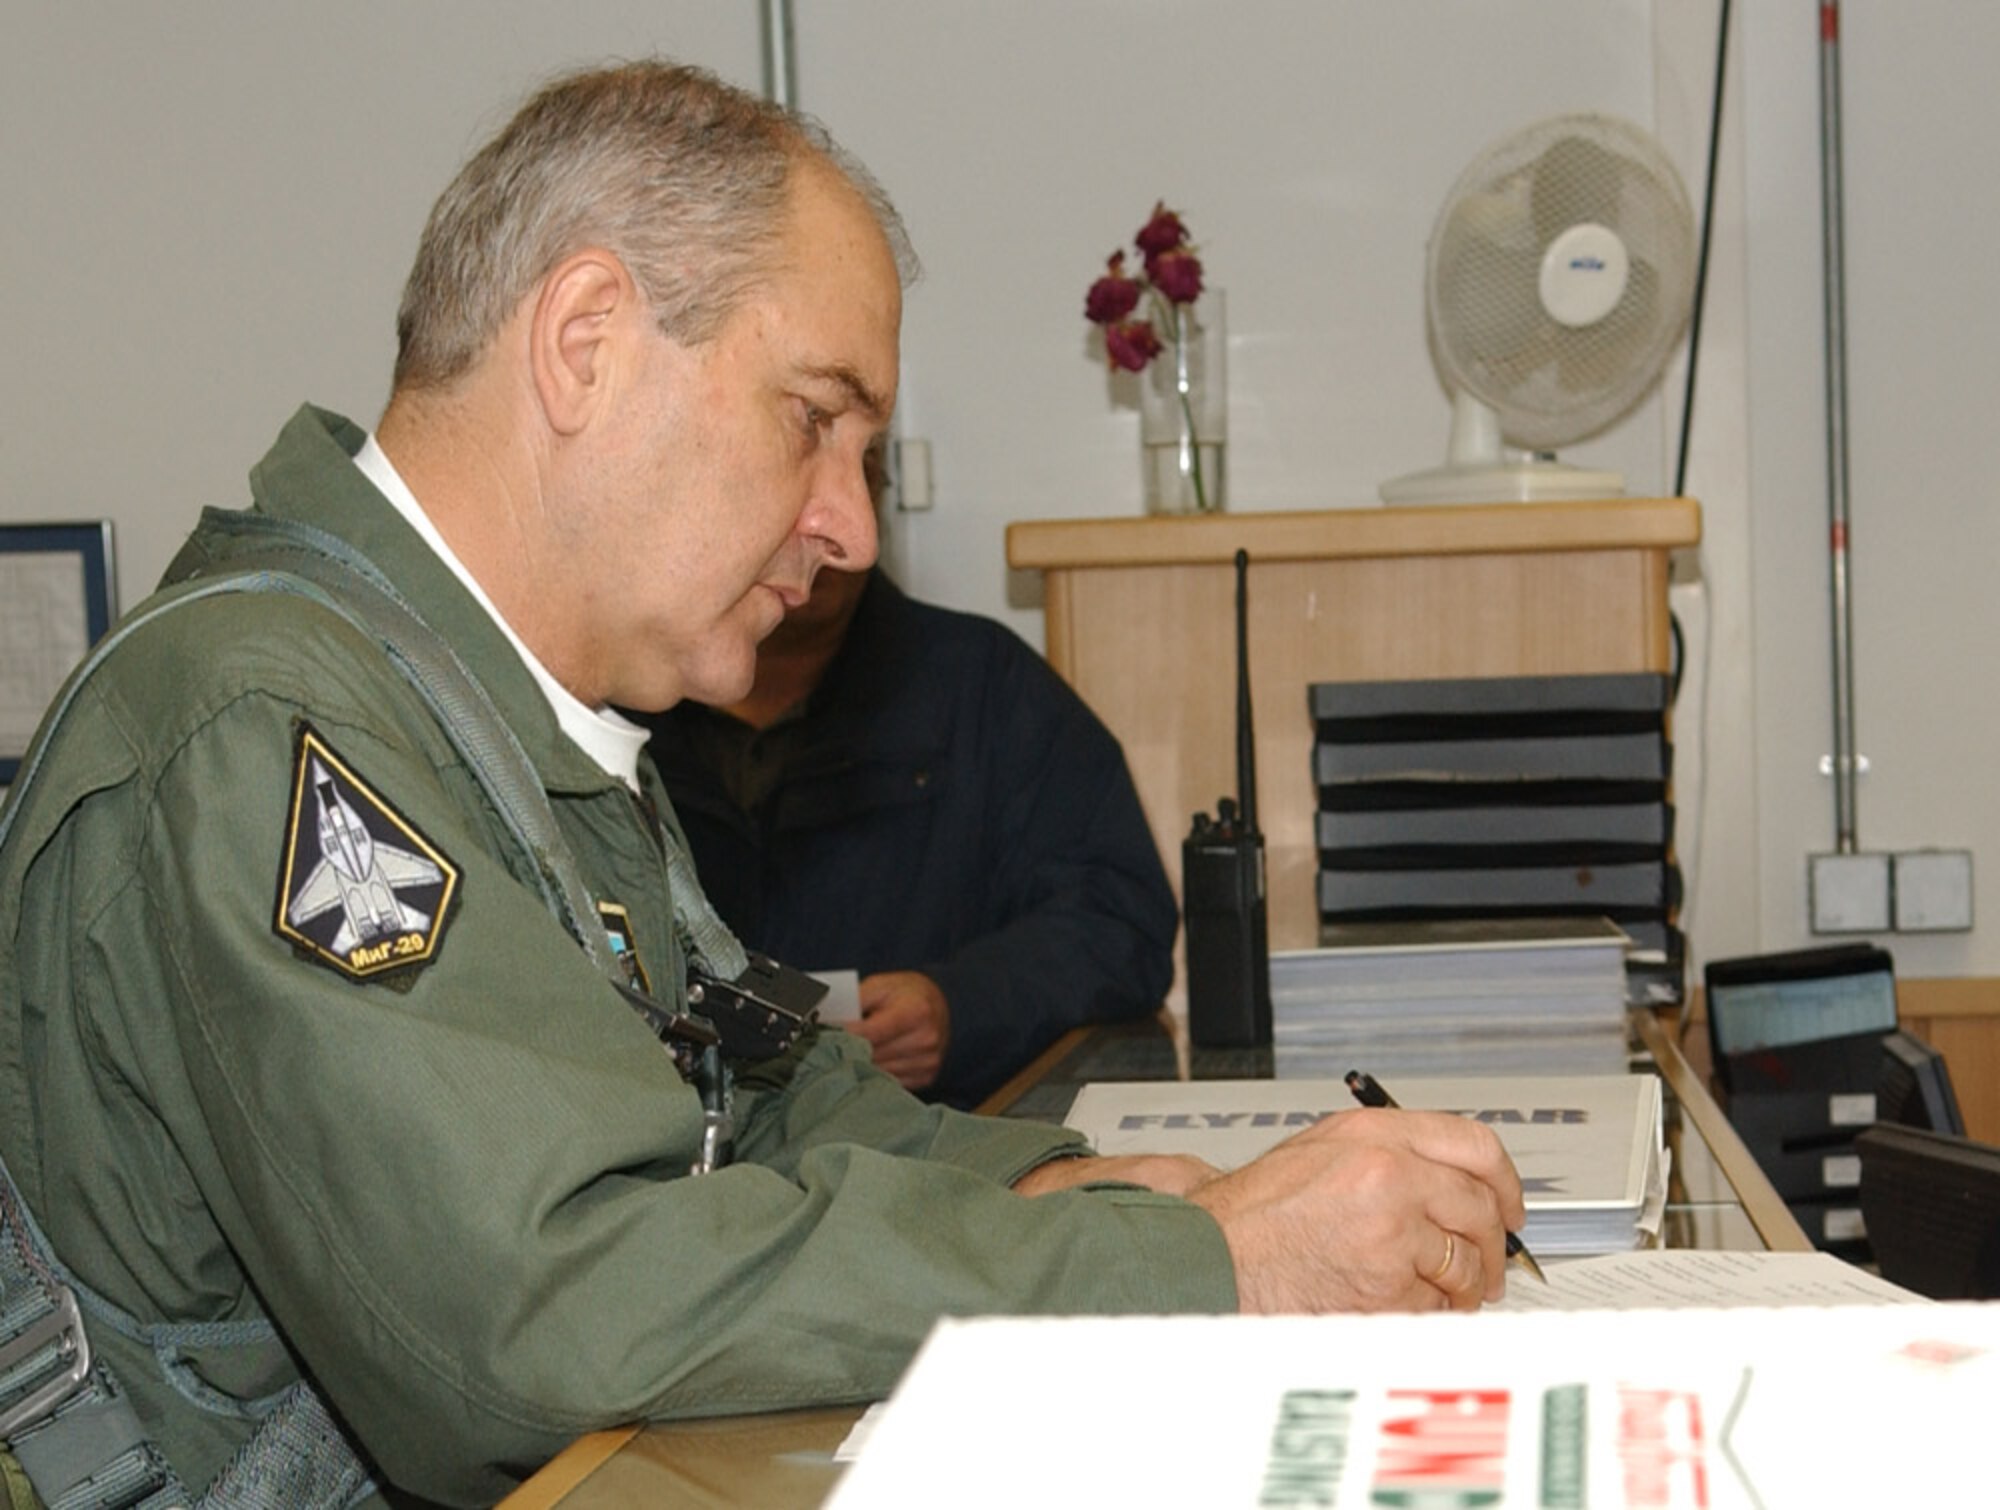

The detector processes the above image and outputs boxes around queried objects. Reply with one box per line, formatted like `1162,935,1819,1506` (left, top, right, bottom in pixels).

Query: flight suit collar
243,403,616,796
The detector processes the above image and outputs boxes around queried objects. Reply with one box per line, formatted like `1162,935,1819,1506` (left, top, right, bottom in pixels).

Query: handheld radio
1182,548,1272,1047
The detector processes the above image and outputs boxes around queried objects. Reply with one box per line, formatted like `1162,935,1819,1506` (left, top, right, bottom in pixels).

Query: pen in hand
1344,1069,1549,1286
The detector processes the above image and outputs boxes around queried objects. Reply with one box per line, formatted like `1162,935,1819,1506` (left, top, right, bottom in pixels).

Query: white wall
1,2,762,602
1739,2,2000,981
794,1,1662,608
6,3,1995,981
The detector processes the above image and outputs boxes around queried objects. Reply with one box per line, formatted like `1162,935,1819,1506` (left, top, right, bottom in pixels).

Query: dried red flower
1083,202,1211,384
1134,201,1188,259
1084,251,1143,325
1149,248,1205,306
1081,200,1218,510
1104,320,1163,373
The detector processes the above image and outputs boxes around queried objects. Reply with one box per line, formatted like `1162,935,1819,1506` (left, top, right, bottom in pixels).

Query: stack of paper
831,1288,1987,1509
1273,917,1633,1077
1064,1072,1667,1255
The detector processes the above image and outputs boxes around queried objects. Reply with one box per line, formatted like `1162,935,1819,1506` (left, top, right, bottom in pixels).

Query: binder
1315,800,1672,857
1313,730,1669,785
1317,777,1667,811
1317,860,1678,915
1065,1073,1666,1256
1308,671,1671,724
1616,917,1682,957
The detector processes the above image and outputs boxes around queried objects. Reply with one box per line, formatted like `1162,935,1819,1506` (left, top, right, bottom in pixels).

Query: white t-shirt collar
352,434,650,789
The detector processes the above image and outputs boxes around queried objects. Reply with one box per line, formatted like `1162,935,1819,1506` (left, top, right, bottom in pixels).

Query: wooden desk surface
501,1409,855,1510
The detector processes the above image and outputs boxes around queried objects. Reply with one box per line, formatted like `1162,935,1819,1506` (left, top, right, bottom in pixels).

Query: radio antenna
1184,545,1272,1048
1234,548,1257,832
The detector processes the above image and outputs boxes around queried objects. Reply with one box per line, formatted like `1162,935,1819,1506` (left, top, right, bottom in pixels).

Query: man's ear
528,249,636,436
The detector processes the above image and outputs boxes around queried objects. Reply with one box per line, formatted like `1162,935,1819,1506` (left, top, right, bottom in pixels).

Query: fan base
1378,459,1626,507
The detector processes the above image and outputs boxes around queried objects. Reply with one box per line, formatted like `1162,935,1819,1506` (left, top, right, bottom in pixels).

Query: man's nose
804,447,880,571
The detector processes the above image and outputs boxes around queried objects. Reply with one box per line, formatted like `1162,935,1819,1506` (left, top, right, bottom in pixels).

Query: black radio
1183,548,1272,1048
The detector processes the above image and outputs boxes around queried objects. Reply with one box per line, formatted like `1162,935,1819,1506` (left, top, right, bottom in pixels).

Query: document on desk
829,1302,1997,1509
1065,1073,1668,1254
1491,1248,1926,1311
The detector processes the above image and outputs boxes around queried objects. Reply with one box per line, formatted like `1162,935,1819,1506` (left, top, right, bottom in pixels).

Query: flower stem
1161,297,1207,512
1177,384,1207,512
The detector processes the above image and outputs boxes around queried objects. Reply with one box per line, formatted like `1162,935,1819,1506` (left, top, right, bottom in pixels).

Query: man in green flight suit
0,60,1523,1508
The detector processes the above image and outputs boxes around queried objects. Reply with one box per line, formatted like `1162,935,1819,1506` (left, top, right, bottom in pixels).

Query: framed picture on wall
1,521,117,787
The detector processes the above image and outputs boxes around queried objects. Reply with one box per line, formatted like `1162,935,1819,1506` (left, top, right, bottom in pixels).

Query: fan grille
1427,114,1696,451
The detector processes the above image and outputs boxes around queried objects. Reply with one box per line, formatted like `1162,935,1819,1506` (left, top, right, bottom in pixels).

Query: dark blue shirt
640,571,1178,1108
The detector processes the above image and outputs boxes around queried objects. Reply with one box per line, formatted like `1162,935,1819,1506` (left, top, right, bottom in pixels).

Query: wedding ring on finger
1424,1231,1456,1285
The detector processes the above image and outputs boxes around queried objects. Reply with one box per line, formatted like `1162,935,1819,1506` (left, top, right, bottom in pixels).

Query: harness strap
195,1386,370,1510
0,1156,183,1510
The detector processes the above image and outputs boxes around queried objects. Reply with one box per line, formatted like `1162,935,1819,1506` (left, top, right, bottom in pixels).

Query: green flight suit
0,406,1236,1507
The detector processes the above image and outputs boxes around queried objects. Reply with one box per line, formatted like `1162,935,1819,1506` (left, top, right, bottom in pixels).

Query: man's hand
851,970,951,1091
1189,1107,1526,1315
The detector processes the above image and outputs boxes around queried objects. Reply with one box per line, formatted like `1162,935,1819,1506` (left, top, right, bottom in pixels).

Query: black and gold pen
1344,1068,1549,1285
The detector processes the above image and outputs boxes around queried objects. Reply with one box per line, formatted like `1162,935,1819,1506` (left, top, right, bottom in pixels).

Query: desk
498,1410,855,1510
502,1008,1802,1510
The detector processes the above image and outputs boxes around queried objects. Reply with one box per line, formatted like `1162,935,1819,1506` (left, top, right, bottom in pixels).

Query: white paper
1490,1248,1925,1312
811,968,861,1024
834,1402,889,1462
830,1298,1996,1509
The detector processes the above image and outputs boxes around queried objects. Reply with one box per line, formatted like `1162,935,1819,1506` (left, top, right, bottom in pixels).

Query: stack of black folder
1309,671,1683,1002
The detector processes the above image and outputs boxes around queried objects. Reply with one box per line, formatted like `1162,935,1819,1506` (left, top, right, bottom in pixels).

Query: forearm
731,1025,1093,1184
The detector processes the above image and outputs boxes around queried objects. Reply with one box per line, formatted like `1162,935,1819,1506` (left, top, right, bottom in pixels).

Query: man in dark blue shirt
637,565,1177,1108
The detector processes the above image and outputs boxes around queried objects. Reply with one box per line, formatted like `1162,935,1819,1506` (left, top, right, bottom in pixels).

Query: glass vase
1138,288,1227,515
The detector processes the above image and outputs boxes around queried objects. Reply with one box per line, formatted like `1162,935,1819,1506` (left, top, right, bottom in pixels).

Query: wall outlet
1808,851,1892,934
1892,849,1973,932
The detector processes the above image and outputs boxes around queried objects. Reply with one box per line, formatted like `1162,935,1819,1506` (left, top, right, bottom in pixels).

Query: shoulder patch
274,723,460,980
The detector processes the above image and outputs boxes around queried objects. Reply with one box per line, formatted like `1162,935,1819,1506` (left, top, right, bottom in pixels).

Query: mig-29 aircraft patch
274,724,460,979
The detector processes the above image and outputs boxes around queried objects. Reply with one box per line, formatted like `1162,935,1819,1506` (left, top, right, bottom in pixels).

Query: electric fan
1380,112,1697,505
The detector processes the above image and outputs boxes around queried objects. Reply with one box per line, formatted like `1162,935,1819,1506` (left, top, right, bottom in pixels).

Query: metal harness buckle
0,1283,92,1439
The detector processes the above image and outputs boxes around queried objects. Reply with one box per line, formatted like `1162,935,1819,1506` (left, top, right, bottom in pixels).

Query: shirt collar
352,434,650,789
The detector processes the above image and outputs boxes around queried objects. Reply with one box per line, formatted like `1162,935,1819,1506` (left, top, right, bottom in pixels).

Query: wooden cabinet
1006,498,1700,970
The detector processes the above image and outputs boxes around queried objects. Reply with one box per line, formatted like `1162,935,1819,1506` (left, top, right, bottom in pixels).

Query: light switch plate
1893,849,1973,932
1809,852,1892,934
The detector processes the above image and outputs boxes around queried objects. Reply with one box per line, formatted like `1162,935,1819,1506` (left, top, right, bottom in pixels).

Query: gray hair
393,59,918,390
